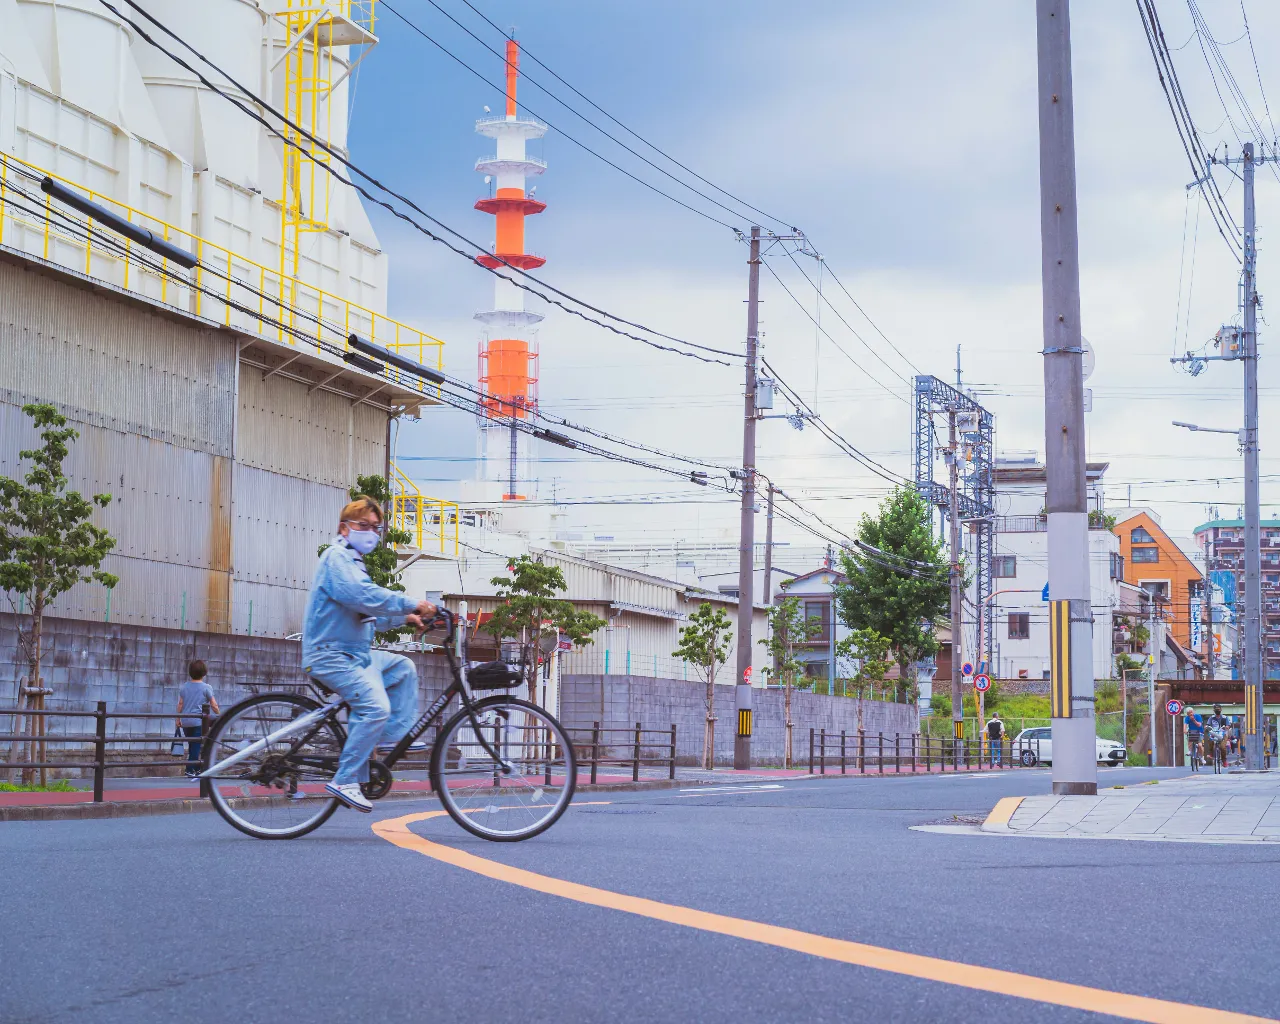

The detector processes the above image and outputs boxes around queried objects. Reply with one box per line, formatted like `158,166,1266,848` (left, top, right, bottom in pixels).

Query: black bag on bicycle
467,661,524,691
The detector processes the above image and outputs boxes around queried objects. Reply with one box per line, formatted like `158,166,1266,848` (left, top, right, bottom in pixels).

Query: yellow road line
372,810,1274,1024
984,796,1024,830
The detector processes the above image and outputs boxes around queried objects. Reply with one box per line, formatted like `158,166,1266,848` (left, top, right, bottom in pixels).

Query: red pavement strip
0,762,1015,820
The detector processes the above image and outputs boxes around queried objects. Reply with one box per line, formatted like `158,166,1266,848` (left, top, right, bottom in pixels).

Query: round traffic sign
974,673,991,692
1166,698,1183,716
962,662,974,677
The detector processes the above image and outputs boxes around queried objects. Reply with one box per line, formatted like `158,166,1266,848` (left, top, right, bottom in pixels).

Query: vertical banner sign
1189,599,1202,652
1049,599,1072,719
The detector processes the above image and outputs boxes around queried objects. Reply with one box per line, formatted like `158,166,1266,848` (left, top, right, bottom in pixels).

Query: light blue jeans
306,648,418,785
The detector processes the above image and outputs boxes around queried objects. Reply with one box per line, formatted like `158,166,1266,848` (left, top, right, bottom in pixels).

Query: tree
839,628,892,746
835,487,949,698
673,601,733,770
0,404,117,784
318,474,414,644
758,597,820,768
486,556,606,705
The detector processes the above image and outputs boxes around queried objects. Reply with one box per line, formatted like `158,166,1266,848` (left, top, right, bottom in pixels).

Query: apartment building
1193,519,1280,679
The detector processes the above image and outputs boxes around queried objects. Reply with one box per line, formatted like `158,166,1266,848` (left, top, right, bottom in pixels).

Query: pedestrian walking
985,712,1004,767
176,660,220,778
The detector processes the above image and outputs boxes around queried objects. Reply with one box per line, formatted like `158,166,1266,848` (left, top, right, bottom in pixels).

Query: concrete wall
0,613,451,749
560,674,918,767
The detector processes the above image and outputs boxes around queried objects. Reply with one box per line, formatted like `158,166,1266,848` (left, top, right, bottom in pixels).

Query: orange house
1112,510,1203,650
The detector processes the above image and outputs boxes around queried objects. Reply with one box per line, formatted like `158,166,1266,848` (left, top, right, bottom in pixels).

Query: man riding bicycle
1205,704,1231,769
302,496,436,812
1183,705,1204,770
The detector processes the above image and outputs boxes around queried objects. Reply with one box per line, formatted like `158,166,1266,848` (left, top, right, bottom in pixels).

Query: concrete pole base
733,735,751,770
1052,781,1098,795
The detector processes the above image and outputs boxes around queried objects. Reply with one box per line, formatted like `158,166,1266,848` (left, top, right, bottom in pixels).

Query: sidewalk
0,765,821,821
982,772,1280,844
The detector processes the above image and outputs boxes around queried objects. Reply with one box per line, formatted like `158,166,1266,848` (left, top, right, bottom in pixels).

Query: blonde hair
339,495,383,526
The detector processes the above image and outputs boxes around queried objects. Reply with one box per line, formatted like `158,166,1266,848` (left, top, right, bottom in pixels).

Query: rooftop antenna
956,344,962,388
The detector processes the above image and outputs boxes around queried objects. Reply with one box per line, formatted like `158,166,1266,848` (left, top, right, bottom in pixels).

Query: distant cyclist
302,496,437,812
1205,704,1231,769
1183,705,1204,770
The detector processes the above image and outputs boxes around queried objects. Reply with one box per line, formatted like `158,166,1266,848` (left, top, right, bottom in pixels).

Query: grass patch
0,779,79,793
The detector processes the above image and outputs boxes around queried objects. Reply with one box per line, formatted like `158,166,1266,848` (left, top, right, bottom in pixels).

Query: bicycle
198,609,577,842
1187,737,1203,772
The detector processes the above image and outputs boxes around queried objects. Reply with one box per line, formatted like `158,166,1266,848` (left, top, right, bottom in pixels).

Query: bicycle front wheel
430,696,576,842
204,693,343,840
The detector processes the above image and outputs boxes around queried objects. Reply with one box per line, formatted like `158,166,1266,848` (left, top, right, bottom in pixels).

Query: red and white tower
475,39,545,501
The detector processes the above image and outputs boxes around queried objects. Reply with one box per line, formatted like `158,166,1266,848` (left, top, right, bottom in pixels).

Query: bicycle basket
467,661,524,691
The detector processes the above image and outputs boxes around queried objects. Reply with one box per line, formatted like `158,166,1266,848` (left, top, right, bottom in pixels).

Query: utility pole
1147,590,1158,766
734,225,761,770
762,482,775,614
1241,143,1265,771
947,409,964,762
1175,144,1268,763
1036,0,1097,794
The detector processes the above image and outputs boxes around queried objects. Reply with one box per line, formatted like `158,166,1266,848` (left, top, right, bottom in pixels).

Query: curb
0,777,703,823
980,796,1024,833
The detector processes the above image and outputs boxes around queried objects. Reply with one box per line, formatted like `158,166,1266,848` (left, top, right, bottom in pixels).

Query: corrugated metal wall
237,367,385,489
0,259,234,454
0,254,389,638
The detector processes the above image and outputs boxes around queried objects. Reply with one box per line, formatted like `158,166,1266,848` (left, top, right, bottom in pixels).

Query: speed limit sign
1166,698,1183,716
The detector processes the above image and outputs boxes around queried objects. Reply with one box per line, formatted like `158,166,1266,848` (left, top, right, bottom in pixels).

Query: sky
346,0,1280,562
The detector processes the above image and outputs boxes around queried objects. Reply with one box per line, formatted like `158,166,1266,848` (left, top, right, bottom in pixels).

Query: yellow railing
0,151,444,381
391,464,460,558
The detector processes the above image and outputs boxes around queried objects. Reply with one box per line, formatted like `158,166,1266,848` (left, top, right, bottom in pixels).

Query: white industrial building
0,1,446,638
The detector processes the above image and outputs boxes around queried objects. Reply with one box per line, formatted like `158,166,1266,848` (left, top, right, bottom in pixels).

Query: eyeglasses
342,520,385,536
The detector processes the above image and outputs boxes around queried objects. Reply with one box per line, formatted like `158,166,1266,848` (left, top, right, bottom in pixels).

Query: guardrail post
591,721,599,785
840,730,846,774
895,733,901,773
819,728,826,775
809,728,814,774
93,701,107,803
632,721,641,782
669,723,677,780
878,732,884,774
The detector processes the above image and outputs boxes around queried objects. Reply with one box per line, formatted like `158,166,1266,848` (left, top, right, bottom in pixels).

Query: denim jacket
301,537,418,665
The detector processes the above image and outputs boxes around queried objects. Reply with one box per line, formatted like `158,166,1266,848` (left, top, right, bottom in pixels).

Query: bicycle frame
200,608,515,781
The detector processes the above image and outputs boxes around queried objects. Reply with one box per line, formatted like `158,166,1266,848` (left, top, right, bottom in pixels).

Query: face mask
345,529,380,555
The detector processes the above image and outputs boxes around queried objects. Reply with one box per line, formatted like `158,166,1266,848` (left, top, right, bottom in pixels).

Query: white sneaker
325,781,373,812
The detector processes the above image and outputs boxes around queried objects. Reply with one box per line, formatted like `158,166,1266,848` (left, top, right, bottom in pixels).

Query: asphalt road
4,765,1276,1024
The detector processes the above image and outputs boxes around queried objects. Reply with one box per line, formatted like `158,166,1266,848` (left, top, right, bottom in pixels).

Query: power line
10,173,739,490
451,0,797,232
1135,0,1242,261
380,0,775,232
762,360,910,485
778,249,914,386
759,256,908,403
97,0,741,367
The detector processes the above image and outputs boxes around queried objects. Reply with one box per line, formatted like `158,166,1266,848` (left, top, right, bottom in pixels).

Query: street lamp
1172,421,1245,445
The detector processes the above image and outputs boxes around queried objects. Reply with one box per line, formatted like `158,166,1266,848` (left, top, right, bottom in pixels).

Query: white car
1012,727,1126,767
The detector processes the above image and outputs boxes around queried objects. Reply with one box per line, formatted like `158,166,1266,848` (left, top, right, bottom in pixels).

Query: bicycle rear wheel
204,693,342,840
430,696,576,842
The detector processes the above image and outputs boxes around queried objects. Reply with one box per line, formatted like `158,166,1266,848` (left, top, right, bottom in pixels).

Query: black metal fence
808,728,1032,774
565,722,677,783
1,703,214,800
